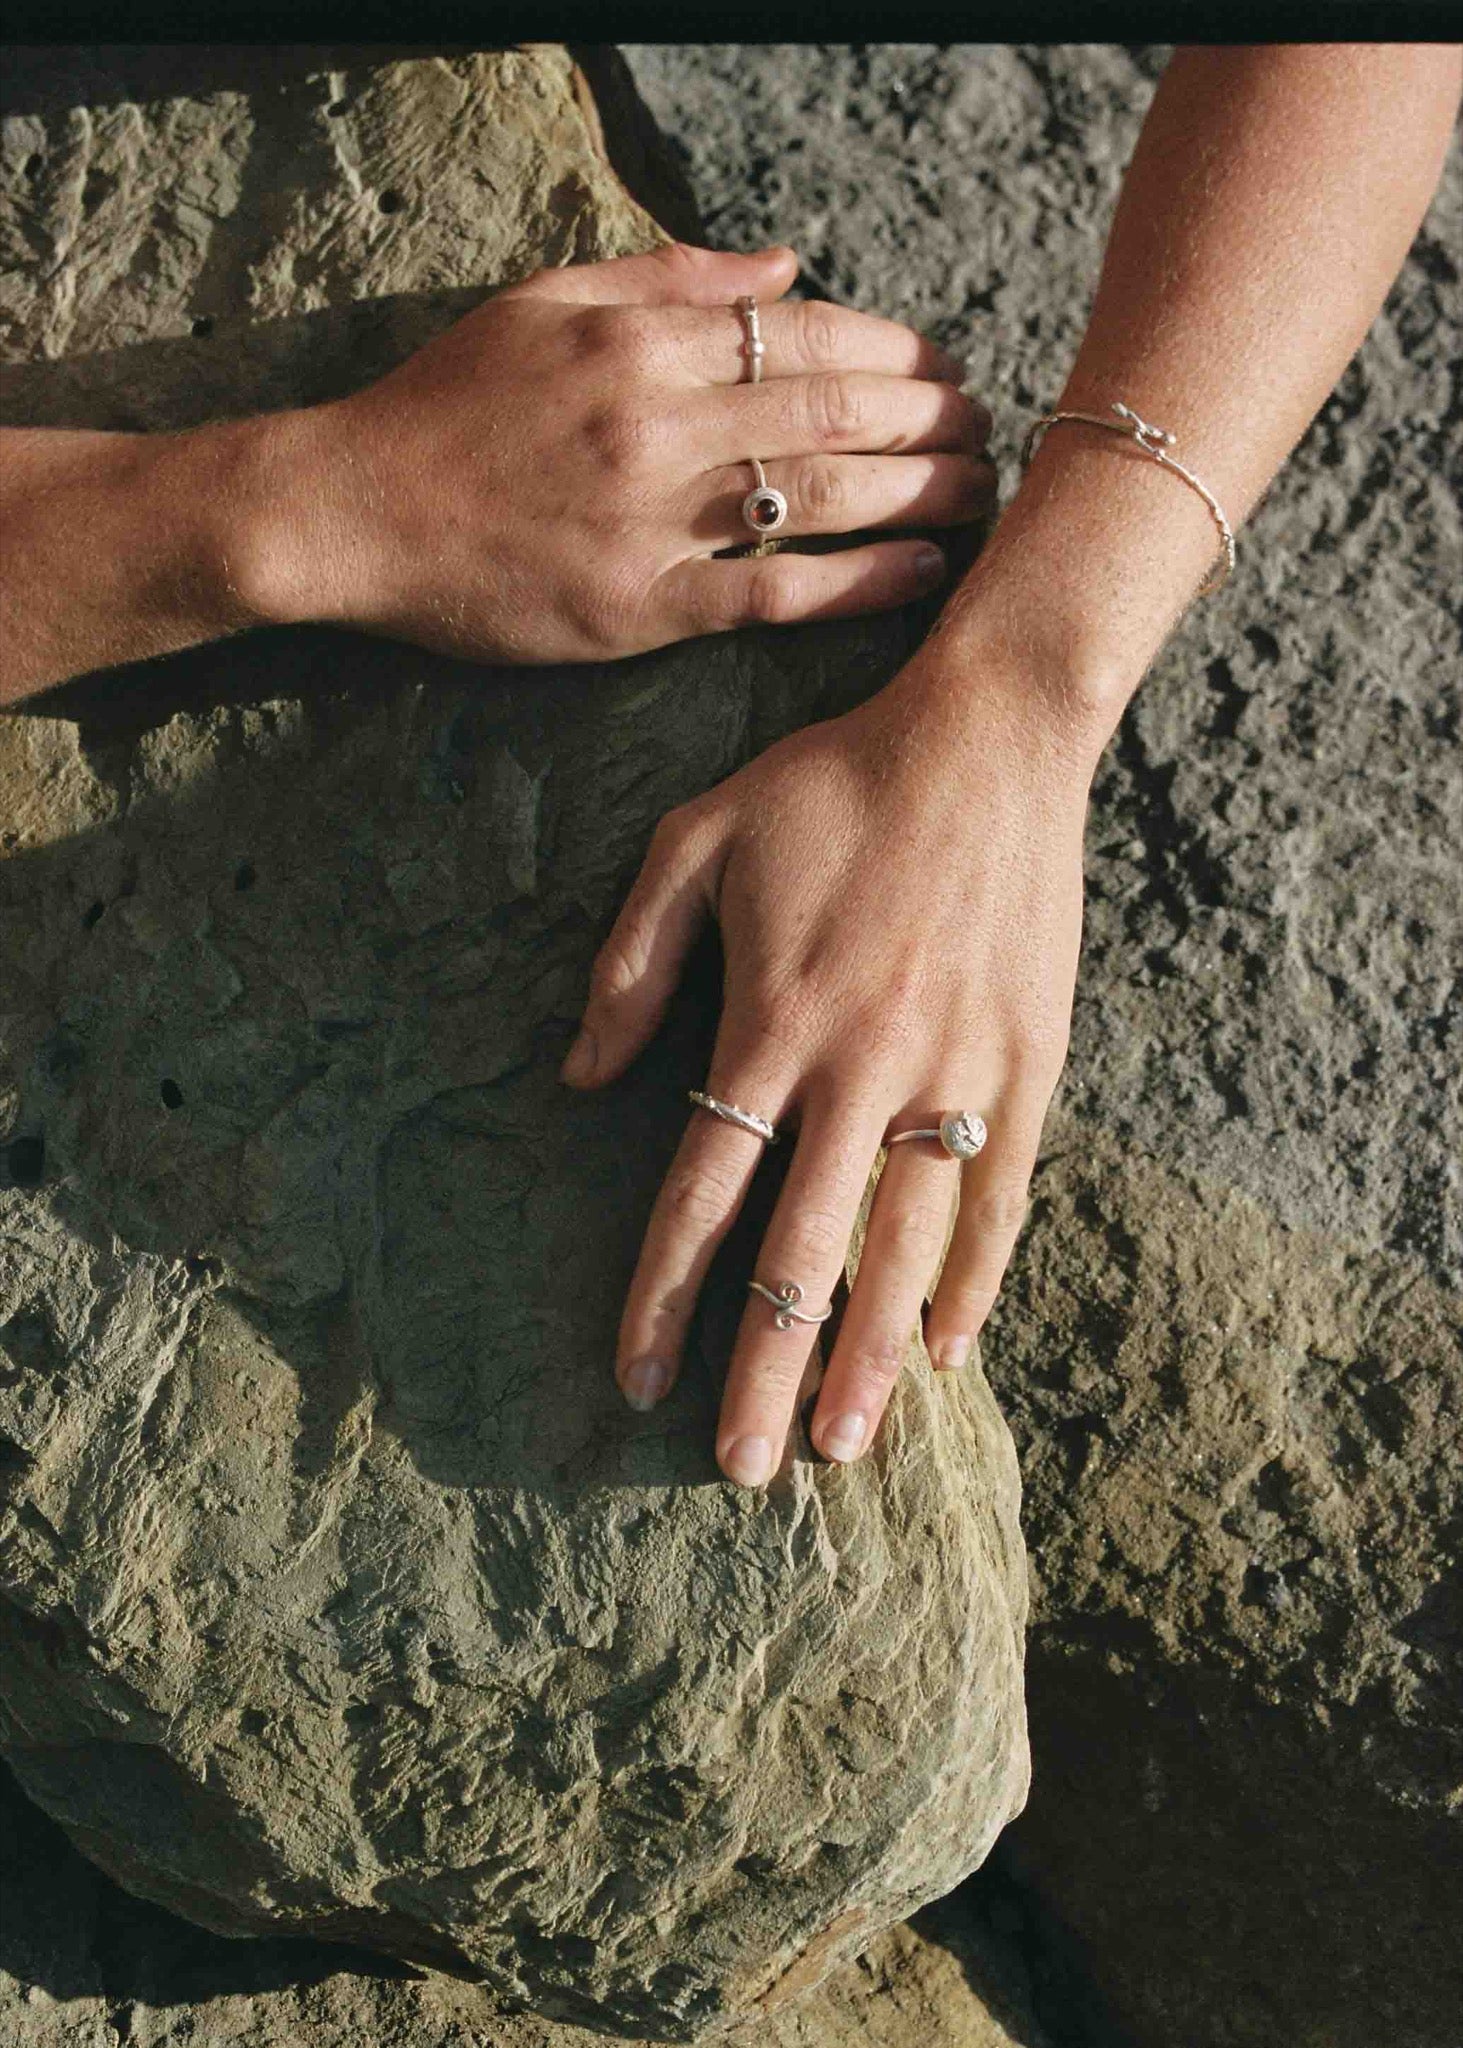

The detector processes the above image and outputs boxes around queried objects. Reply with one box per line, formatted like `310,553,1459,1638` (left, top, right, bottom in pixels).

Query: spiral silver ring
688,1089,779,1145
748,1279,833,1330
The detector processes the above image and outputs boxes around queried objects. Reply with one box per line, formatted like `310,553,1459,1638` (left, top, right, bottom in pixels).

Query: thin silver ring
735,293,766,383
885,1111,989,1161
735,296,783,556
748,1279,833,1330
688,1088,779,1146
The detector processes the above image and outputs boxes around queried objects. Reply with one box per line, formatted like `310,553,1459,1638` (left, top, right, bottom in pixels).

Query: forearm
926,43,1461,743
0,415,300,709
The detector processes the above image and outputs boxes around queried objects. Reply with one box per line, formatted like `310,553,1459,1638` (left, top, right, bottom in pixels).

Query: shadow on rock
0,1751,420,2006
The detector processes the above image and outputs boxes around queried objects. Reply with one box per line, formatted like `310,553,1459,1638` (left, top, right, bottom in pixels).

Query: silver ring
688,1088,779,1145
885,1111,988,1161
735,294,766,383
735,297,783,555
741,456,788,541
748,1279,833,1330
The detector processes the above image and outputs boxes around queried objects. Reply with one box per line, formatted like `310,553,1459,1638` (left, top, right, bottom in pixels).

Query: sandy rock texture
0,41,1031,2048
624,41,1463,2048
0,1753,1057,2048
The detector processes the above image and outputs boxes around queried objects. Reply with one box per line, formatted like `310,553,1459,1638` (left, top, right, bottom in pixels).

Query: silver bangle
1020,400,1236,597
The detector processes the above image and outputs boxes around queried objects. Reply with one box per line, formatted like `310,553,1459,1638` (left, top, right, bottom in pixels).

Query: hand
263,242,994,661
560,647,1095,1485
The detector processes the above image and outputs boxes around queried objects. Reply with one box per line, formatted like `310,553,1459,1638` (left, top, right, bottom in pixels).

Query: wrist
917,422,1231,748
209,400,372,634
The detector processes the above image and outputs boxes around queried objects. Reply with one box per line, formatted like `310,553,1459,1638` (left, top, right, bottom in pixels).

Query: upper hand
561,651,1093,1485
267,242,994,661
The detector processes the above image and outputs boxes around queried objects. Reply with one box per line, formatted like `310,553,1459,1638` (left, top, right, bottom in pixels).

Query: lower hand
258,242,994,660
560,644,1096,1485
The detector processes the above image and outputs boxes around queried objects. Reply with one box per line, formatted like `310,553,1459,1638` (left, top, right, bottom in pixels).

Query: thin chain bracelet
1020,400,1237,596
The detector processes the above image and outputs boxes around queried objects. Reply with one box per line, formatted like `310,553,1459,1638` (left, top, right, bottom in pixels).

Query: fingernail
722,1434,774,1488
819,1412,867,1463
622,1358,671,1412
913,544,945,587
560,1026,597,1085
934,1335,971,1373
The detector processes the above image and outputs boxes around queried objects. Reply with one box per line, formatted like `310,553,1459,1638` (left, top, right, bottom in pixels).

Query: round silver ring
741,483,789,538
748,1279,833,1330
885,1111,988,1161
688,1088,779,1146
739,454,786,553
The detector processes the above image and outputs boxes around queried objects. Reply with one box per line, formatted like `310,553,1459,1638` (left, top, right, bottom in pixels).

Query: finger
694,452,997,546
656,296,968,387
561,812,725,1089
715,1093,890,1489
513,239,800,308
661,538,949,638
693,371,988,466
808,1140,959,1463
615,1039,799,1414
923,1096,1047,1371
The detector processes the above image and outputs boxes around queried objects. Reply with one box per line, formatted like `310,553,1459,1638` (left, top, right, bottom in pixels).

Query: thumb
520,239,800,309
560,815,723,1089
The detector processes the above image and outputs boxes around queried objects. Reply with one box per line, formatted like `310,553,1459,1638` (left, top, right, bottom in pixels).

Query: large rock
626,40,1463,2048
0,1753,1058,2048
0,42,1030,2045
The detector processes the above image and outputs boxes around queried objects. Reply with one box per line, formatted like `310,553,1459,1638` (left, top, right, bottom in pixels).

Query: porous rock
0,42,1030,2045
625,41,1463,2047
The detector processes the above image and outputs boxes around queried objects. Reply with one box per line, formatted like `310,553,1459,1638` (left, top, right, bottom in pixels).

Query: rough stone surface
0,1754,1058,2048
624,40,1463,2048
0,42,1030,2048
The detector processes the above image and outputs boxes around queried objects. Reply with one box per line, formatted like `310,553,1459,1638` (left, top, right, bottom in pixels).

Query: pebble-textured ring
884,1111,989,1161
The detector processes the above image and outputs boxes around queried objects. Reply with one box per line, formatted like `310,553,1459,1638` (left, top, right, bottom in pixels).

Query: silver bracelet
1020,400,1237,597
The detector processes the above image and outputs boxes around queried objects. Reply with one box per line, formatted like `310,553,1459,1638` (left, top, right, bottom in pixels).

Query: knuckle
793,297,845,370
582,397,663,472
742,1351,811,1401
664,1160,743,1230
1004,1027,1070,1089
941,1278,1001,1323
784,1202,850,1269
846,1334,909,1389
589,930,648,1003
572,563,652,654
649,806,693,864
744,559,799,627
809,370,865,445
963,1178,1031,1240
850,1002,914,1067
566,305,618,363
653,239,707,287
796,455,847,523
880,1202,950,1259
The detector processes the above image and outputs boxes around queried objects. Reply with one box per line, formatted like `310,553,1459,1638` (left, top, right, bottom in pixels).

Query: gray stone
624,41,1463,2048
0,42,1030,2045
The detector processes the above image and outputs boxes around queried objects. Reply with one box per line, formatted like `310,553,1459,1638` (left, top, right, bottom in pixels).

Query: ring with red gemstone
741,456,788,546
